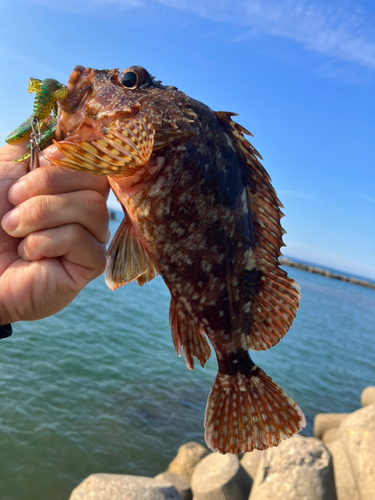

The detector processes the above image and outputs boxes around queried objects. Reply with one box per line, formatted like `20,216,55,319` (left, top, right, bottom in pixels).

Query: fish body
5,78,68,162
48,65,305,454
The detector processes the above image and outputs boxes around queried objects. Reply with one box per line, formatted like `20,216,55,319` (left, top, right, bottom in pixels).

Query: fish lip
58,66,96,114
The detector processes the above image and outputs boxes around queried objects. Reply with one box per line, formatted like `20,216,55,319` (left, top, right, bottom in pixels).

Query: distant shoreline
280,257,375,290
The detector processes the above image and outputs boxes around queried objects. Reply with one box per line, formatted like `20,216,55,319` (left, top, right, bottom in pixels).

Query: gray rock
326,439,360,500
340,404,375,500
69,473,182,500
322,427,340,444
167,442,208,480
155,472,192,500
313,413,348,439
249,435,337,500
191,453,252,500
361,386,375,407
240,449,264,480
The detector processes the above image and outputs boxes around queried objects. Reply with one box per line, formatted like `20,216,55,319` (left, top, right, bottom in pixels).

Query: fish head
55,65,197,147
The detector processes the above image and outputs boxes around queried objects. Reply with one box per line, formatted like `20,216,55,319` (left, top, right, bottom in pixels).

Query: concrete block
167,442,208,480
191,453,252,500
326,439,359,500
69,473,182,500
314,413,348,439
361,386,375,407
249,435,337,500
155,472,191,500
340,404,375,500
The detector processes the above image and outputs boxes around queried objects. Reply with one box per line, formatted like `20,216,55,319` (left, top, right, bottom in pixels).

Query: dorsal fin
214,111,300,351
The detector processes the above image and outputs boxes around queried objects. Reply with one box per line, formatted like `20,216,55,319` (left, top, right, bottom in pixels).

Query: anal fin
105,214,158,290
169,297,211,370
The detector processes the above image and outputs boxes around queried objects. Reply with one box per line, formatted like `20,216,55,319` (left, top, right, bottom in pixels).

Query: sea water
0,217,374,500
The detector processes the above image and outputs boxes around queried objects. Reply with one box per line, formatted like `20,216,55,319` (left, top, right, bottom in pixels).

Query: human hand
0,140,110,325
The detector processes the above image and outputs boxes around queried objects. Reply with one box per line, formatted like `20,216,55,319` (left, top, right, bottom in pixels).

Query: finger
18,224,107,280
0,139,30,170
8,164,110,205
0,178,18,216
0,141,29,216
2,190,110,244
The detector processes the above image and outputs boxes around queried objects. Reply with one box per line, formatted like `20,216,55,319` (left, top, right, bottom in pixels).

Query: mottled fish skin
48,65,305,454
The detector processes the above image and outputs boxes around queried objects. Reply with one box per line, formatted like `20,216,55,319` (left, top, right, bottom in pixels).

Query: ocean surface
1,216,374,500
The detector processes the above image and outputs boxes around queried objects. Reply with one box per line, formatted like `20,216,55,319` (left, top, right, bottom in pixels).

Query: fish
5,77,68,162
46,64,306,454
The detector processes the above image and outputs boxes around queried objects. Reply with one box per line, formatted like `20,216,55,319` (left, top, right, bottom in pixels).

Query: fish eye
118,66,151,90
120,71,138,88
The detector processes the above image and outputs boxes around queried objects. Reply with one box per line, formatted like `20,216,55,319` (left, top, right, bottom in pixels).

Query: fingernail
2,209,19,233
8,179,27,204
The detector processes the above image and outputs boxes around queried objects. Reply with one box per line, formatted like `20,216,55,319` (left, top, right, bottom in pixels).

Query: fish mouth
58,66,118,114
55,66,137,141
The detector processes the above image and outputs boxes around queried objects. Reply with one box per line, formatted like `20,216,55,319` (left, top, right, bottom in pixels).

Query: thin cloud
153,0,375,69
0,45,66,78
354,192,375,203
24,0,375,69
278,190,335,208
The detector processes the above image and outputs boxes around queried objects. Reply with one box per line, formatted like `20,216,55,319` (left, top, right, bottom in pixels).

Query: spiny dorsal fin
105,213,158,290
215,111,300,351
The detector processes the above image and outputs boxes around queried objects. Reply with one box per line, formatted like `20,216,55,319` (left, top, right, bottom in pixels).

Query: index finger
8,164,110,205
0,142,29,223
0,140,29,178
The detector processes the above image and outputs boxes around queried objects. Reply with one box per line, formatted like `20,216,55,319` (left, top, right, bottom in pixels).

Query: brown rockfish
46,65,305,454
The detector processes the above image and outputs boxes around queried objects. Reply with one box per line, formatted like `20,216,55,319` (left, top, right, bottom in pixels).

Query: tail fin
204,365,305,454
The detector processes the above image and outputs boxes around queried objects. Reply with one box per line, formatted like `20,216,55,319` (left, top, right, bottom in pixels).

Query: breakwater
280,257,375,290
68,387,375,500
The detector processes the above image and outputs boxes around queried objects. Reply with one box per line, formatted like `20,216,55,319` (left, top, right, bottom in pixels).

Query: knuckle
35,166,57,192
19,196,49,226
70,223,86,241
20,233,39,259
23,166,57,198
82,190,109,222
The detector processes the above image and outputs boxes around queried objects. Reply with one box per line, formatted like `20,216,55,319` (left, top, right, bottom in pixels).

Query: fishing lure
5,78,68,164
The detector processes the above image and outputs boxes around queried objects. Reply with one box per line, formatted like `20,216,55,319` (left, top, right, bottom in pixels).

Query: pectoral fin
105,213,158,290
50,117,155,176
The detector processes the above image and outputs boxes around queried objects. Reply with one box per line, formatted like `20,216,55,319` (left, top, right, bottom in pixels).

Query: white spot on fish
241,189,248,214
201,261,212,273
218,253,225,263
243,249,256,271
243,302,251,313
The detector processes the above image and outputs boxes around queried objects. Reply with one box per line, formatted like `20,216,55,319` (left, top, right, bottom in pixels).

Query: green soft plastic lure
5,78,68,162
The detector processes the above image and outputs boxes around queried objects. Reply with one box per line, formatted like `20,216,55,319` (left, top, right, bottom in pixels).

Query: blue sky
1,0,374,278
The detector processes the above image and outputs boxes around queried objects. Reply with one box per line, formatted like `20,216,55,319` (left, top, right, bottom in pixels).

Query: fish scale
47,64,305,454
